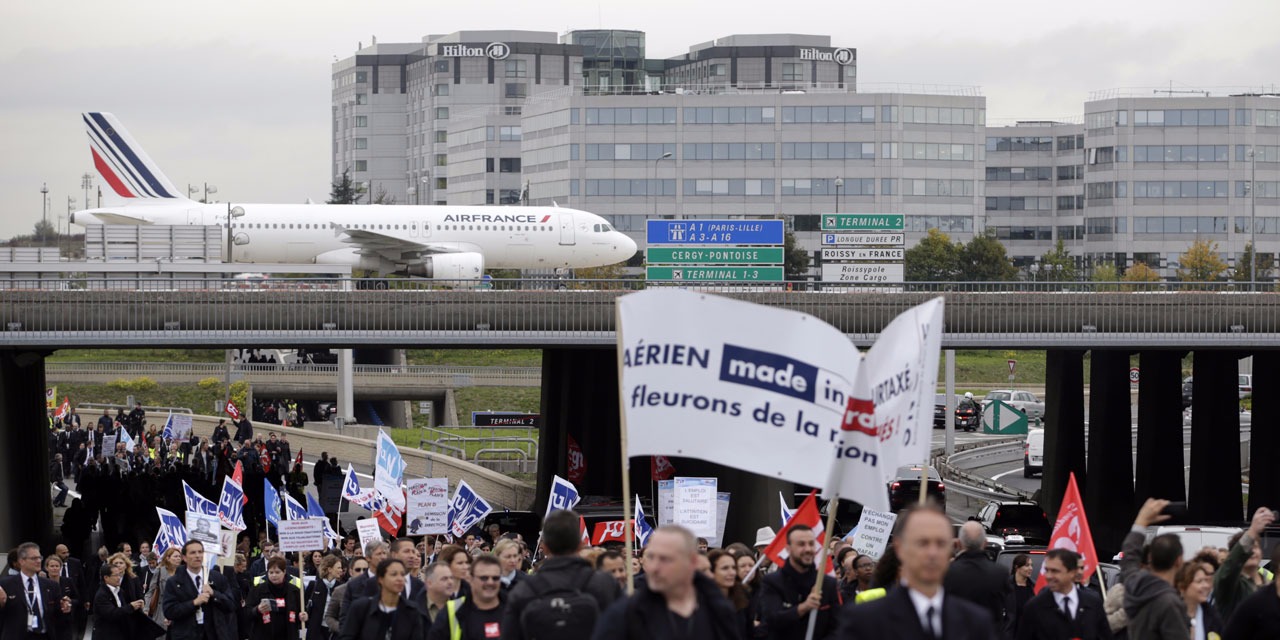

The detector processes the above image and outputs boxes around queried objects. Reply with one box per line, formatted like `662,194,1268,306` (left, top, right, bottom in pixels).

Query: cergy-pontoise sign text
799,47,855,66
439,42,511,60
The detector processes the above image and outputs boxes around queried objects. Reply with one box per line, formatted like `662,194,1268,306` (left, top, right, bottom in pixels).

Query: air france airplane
70,112,637,279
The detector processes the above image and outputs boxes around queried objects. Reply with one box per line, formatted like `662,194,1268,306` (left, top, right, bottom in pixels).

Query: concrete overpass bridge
2,282,1276,554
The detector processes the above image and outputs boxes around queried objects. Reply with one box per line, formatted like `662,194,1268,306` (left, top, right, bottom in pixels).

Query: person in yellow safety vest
252,571,304,592
429,555,505,640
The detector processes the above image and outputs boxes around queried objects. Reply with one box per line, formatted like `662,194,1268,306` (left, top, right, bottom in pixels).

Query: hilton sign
799,47,855,65
439,42,511,60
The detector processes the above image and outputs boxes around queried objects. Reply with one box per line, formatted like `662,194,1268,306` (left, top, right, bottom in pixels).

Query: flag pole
918,465,929,506
615,299,636,595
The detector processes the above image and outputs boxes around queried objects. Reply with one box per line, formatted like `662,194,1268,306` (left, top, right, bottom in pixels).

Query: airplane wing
335,226,480,262
86,212,156,225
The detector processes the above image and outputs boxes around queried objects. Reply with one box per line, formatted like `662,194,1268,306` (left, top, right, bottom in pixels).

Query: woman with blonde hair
493,538,525,591
143,546,184,628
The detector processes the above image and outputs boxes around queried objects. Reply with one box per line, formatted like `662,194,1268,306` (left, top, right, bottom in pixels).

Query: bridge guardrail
931,439,1033,507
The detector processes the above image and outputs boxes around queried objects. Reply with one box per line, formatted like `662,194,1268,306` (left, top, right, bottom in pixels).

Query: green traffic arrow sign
821,214,905,231
982,400,1028,435
646,247,784,264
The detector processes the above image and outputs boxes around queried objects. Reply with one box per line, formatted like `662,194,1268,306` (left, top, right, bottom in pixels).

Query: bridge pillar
538,348,789,544
1135,351,1187,505
1041,349,1086,519
1248,352,1280,514
0,351,54,550
1188,351,1242,522
1084,350,1135,557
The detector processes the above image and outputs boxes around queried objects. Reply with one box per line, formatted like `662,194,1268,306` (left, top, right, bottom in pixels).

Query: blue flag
284,494,308,521
161,413,174,440
779,492,795,530
307,493,340,542
217,478,246,531
119,428,136,453
263,482,281,530
153,507,188,557
447,480,492,538
634,495,655,548
183,481,217,516
544,475,581,519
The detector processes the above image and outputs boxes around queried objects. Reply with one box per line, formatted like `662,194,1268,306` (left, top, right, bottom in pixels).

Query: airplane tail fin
83,112,187,202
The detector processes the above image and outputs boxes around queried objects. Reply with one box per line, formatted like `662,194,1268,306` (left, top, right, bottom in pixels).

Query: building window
881,178,897,195
433,130,447,143
486,158,494,173
353,160,367,172
902,179,975,197
1134,109,1229,127
435,178,447,190
503,106,523,116
903,106,976,125
682,107,775,124
682,179,775,196
1133,181,1228,198
781,63,802,82
499,126,521,141
780,142,874,160
505,83,527,98
435,107,449,119
355,71,367,83
985,137,1052,152
434,154,447,167
905,216,973,233
985,196,1053,211
902,143,975,161
781,178,873,196
681,143,772,161
354,138,368,150
354,115,367,127
505,59,527,78
355,93,367,105
710,64,726,77
434,60,450,73
486,189,495,204
881,105,898,123
434,83,449,96
500,189,522,204
985,167,1054,181
499,158,521,173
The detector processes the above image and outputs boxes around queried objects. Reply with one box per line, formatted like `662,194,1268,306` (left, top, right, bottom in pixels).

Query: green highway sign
821,214,905,231
981,400,1029,435
646,247,784,265
646,266,785,282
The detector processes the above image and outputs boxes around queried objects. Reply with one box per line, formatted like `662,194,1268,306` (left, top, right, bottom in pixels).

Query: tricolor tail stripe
83,112,181,199
90,147,135,198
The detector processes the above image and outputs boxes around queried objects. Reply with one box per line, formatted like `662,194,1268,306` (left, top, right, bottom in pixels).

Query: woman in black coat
304,555,346,640
41,555,78,640
337,559,426,640
244,557,306,640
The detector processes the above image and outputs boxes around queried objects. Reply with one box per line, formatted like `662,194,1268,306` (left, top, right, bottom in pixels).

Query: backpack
518,568,600,640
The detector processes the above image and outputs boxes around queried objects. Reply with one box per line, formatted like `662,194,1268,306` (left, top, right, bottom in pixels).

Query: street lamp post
203,183,217,203
40,183,49,245
407,186,417,205
362,181,371,204
422,174,431,205
188,184,200,200
653,152,672,219
81,174,92,211
834,177,844,213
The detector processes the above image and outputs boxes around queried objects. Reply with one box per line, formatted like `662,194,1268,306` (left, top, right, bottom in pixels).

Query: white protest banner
619,290,882,508
220,530,237,559
705,493,732,548
185,511,221,547
405,478,449,536
657,480,674,526
673,477,717,537
849,508,898,560
166,413,194,441
102,434,117,454
375,430,407,511
355,518,382,554
278,518,327,553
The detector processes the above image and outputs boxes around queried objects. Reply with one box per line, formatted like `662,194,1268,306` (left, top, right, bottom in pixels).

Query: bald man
942,520,1009,629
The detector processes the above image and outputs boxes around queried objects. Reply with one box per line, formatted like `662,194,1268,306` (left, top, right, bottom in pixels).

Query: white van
1153,526,1242,559
1023,428,1045,478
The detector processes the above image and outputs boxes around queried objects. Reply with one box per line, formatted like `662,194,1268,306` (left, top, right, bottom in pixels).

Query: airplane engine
314,248,393,273
403,252,484,280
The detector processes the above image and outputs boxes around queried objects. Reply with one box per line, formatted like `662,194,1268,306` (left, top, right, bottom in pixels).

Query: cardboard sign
673,477,717,537
405,478,449,536
185,511,221,547
657,480,675,526
704,493,732,548
278,518,327,553
355,518,383,554
849,508,898,560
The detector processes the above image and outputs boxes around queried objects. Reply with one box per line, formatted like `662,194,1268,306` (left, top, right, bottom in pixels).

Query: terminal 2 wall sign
818,213,905,287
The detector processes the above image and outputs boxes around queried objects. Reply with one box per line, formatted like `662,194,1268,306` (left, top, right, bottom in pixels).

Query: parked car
982,389,1045,422
976,500,1052,545
933,394,981,431
1024,428,1045,478
1182,374,1253,408
888,465,945,512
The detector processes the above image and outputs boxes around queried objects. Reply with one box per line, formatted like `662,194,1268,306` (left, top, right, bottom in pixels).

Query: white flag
619,290,870,502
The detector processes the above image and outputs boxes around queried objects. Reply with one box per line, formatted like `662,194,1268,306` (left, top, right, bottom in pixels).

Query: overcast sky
2,0,1278,239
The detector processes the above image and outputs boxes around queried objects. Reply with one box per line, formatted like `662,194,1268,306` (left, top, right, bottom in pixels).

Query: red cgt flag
567,435,586,485
762,490,828,567
232,461,248,504
592,519,634,546
225,399,242,421
579,516,590,545
651,455,676,481
1034,472,1098,593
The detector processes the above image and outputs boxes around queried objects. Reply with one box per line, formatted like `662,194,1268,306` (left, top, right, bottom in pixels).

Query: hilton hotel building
334,31,1280,277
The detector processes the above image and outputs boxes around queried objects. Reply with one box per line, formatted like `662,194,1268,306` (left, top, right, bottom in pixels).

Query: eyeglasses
351,567,367,574
474,575,502,583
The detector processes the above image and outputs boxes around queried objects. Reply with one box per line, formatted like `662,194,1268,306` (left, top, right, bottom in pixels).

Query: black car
976,500,1052,545
933,394,980,431
888,465,946,512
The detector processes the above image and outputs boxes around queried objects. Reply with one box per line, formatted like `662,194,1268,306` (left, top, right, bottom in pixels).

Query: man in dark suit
839,507,996,640
944,521,1010,629
0,542,72,639
338,540,389,627
1016,549,1111,640
161,541,237,640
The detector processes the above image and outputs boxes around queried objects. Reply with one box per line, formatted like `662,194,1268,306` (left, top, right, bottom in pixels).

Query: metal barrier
75,402,194,415
47,362,541,386
417,425,538,463
6,278,1280,349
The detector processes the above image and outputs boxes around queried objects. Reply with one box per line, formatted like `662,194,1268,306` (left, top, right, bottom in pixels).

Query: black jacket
501,555,621,640
758,560,840,640
0,573,70,640
304,578,336,639
338,595,427,640
590,572,742,640
1222,584,1280,640
1015,587,1111,640
837,585,996,640
162,568,237,640
943,550,1010,629
244,580,303,640
92,582,144,640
